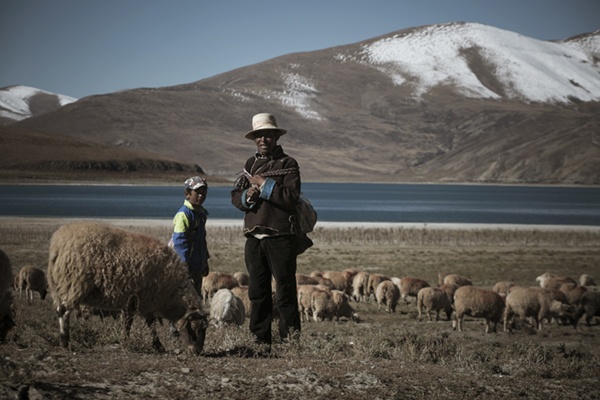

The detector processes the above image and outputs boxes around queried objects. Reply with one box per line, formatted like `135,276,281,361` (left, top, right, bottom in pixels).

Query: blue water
1,183,599,226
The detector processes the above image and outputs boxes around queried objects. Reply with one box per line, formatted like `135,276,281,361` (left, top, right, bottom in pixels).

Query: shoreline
1,216,599,231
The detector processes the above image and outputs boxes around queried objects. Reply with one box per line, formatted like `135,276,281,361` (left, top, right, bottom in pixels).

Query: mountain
0,85,77,124
8,23,600,184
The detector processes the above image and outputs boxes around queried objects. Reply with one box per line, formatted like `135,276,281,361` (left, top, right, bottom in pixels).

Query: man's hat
184,176,207,190
244,113,287,140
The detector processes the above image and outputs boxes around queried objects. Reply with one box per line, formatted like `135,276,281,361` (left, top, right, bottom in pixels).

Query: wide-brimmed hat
244,113,287,140
184,176,207,190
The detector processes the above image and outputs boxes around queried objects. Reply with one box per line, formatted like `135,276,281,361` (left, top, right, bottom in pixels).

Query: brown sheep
0,249,16,342
535,272,577,290
311,289,357,322
297,284,330,322
493,281,515,296
399,277,430,304
201,271,240,303
48,222,207,354
574,291,600,327
233,271,250,286
580,274,596,287
231,286,251,317
295,273,334,288
15,265,48,302
341,269,360,293
503,287,574,332
351,271,370,302
439,283,459,305
322,271,347,293
367,274,390,302
375,280,400,313
417,287,452,321
453,286,505,333
560,284,588,307
438,273,472,287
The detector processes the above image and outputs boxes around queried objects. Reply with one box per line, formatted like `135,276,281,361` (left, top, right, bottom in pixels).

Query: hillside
8,23,600,184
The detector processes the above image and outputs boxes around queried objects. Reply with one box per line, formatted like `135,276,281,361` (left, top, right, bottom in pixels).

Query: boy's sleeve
172,211,191,264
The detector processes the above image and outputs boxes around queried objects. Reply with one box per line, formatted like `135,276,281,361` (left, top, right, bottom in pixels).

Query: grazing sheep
417,287,453,321
399,277,430,304
503,287,574,332
311,289,358,322
580,274,596,287
493,281,515,296
15,265,48,302
439,283,459,305
560,284,588,307
574,291,600,327
453,286,505,333
210,289,245,327
295,273,334,288
351,271,370,302
48,222,208,354
0,249,16,342
375,280,400,313
201,271,240,303
367,274,390,302
297,284,330,322
233,271,250,286
438,273,472,287
230,286,251,317
535,272,576,290
341,269,360,293
322,271,348,293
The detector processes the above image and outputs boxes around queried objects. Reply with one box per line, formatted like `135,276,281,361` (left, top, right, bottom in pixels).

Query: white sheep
201,271,240,303
351,271,370,302
15,265,48,302
417,287,453,322
535,272,576,290
0,248,16,342
399,277,430,304
47,222,208,354
210,288,245,327
579,274,596,287
492,281,515,296
503,286,574,332
375,280,400,313
366,274,390,302
311,289,358,322
453,286,505,333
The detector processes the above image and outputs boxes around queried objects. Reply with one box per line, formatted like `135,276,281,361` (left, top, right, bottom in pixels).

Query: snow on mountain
359,23,600,103
0,85,77,121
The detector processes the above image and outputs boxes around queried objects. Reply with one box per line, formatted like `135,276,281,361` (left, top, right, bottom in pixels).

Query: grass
1,220,600,399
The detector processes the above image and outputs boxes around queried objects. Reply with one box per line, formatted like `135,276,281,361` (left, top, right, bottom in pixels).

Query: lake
1,183,599,226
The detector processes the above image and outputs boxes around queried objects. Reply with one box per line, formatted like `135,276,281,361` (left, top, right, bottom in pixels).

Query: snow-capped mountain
0,85,77,123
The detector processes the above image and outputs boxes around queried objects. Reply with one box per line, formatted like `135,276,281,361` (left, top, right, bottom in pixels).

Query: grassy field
1,219,600,399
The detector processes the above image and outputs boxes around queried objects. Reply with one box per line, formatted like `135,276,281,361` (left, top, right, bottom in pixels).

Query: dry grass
1,220,600,399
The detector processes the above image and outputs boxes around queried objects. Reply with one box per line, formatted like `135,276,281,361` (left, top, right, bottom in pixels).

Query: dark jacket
231,145,301,236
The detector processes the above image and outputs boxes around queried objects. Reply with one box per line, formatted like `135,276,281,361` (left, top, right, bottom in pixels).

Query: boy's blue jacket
172,200,209,273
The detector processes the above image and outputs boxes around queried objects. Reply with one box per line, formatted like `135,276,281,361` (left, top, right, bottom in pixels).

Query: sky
1,0,598,99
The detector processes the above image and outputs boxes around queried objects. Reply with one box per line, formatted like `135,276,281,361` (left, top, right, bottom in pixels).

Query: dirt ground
1,219,599,399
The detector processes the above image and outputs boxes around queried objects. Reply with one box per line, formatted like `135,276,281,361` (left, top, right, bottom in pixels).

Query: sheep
417,287,453,322
560,284,588,307
453,286,505,333
399,277,430,304
574,291,600,327
439,283,459,305
47,222,208,354
233,271,250,286
438,273,472,287
297,284,330,322
535,272,576,290
311,289,358,322
0,248,16,343
493,281,515,296
15,265,48,302
295,273,334,288
230,286,251,317
503,287,574,332
366,274,390,302
375,280,400,313
201,271,240,303
210,288,245,327
580,274,596,287
322,271,348,293
341,268,360,292
351,271,370,302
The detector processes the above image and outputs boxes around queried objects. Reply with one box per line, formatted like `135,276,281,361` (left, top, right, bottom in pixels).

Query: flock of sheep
1,221,599,356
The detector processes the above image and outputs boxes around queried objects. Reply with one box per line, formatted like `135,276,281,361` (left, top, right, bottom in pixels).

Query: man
231,113,302,350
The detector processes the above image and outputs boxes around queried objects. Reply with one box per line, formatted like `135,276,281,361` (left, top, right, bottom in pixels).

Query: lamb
296,273,334,288
47,222,208,354
322,271,348,293
210,289,245,327
560,283,588,307
233,271,250,286
493,281,515,296
351,271,370,302
297,284,330,322
311,289,358,322
15,265,48,302
438,273,472,287
503,286,574,332
580,274,596,287
399,277,430,304
367,274,390,302
574,291,600,327
439,283,459,305
230,286,251,317
535,272,576,290
201,271,240,303
0,248,16,342
375,280,400,313
453,286,505,333
417,287,452,321
341,268,360,292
